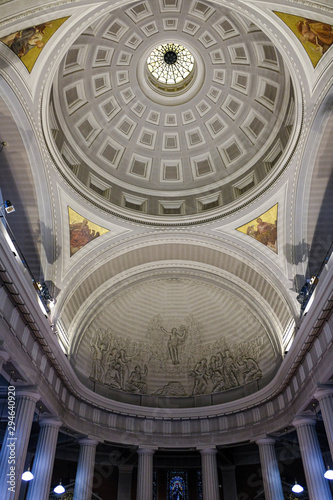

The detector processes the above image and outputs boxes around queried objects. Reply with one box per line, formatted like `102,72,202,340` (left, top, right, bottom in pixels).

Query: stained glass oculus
147,43,194,84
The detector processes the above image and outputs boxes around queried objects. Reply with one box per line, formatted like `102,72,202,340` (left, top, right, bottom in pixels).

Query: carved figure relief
89,329,144,392
125,365,148,394
160,325,188,364
88,317,264,397
147,315,202,376
189,346,262,395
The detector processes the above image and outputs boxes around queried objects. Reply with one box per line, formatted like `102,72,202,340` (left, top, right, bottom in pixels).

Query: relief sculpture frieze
89,315,264,397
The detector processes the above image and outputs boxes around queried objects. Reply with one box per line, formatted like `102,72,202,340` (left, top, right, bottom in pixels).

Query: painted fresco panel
237,204,278,253
275,12,333,67
0,17,68,72
68,207,109,256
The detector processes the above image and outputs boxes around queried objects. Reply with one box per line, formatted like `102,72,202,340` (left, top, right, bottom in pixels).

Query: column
200,448,220,500
117,464,133,500
73,438,98,500
0,389,40,500
220,465,237,500
25,418,62,500
314,387,333,459
293,415,332,500
136,448,155,500
256,437,284,500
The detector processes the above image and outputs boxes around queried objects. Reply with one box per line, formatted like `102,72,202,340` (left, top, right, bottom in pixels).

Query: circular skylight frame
138,40,205,105
147,43,195,85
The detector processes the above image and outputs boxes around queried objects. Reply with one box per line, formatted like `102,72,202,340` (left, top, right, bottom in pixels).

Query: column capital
292,414,317,428
16,387,41,402
314,384,333,400
78,438,99,447
137,447,156,456
199,447,218,456
39,417,62,428
255,436,276,446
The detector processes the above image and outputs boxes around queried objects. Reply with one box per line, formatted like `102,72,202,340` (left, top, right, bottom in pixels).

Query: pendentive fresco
89,315,263,397
236,204,278,253
274,12,333,68
0,17,68,72
68,207,109,256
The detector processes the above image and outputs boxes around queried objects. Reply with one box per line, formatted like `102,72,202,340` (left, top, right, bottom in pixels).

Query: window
147,43,194,84
168,471,188,499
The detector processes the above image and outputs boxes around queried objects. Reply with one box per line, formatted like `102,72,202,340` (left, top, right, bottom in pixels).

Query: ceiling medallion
147,43,194,85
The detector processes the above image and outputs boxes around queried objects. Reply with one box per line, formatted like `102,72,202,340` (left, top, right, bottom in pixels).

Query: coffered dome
46,0,295,221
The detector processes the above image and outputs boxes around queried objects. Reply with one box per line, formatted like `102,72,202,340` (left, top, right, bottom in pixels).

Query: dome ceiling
47,0,295,219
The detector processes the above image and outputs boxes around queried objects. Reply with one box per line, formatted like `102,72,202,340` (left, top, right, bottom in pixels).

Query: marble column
220,465,237,500
136,448,155,500
200,448,220,500
293,415,332,500
25,418,62,500
314,387,333,460
0,389,40,500
73,438,98,500
117,464,133,500
256,437,284,500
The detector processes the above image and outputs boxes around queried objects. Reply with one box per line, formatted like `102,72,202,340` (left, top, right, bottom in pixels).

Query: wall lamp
0,200,15,214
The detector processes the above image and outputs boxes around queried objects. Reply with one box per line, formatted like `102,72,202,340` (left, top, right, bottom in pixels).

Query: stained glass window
167,471,188,500
147,43,194,84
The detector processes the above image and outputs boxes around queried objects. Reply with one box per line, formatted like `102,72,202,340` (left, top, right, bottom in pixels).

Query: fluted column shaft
73,438,98,500
200,448,220,500
256,437,284,500
26,418,62,500
136,448,155,500
293,416,332,500
117,464,133,500
0,390,40,500
315,388,333,460
220,465,237,500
